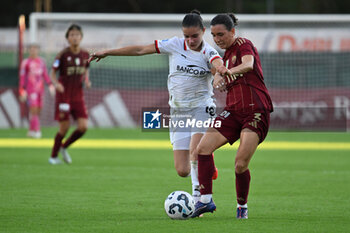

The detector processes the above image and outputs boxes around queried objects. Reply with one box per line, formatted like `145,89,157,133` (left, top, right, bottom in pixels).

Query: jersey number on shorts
219,110,231,118
248,113,261,128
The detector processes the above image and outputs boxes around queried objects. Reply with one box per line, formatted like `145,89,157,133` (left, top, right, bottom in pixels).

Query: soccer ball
164,191,195,220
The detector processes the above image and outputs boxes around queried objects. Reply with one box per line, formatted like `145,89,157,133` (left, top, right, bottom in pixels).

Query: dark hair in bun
182,9,204,30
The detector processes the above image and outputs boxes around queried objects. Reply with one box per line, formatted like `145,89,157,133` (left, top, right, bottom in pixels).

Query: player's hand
213,73,227,92
225,73,238,84
216,65,238,84
19,89,27,102
55,83,64,93
48,84,56,97
216,65,231,76
88,51,107,63
85,79,92,89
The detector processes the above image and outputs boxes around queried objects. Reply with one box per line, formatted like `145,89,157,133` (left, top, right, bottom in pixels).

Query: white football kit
155,36,221,150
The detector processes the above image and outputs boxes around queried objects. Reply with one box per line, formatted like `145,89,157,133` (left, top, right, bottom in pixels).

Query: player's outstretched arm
89,44,157,63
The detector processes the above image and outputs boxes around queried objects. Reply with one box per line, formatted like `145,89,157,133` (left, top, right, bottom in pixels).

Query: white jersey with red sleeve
155,36,221,108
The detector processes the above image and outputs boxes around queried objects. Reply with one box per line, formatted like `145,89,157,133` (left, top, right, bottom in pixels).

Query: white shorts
169,105,216,150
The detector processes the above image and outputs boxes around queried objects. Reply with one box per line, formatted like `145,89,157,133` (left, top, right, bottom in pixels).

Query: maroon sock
62,129,85,148
235,169,251,205
51,133,64,158
198,154,215,195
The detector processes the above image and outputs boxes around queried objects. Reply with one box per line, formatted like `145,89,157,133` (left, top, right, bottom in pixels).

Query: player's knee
78,125,88,133
235,161,248,174
176,167,190,177
59,127,69,136
196,145,211,155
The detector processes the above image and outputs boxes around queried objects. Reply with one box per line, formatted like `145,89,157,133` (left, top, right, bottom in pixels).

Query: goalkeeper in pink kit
19,44,55,138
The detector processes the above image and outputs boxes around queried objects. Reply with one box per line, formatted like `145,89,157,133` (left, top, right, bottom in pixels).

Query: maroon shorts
55,100,88,121
214,109,270,144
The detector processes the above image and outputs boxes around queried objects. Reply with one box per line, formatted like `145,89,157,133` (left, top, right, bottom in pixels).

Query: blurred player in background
19,44,55,138
49,24,91,165
89,10,231,203
192,13,273,218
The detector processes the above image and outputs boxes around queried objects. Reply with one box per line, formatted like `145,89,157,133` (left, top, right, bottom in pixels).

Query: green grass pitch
0,128,350,233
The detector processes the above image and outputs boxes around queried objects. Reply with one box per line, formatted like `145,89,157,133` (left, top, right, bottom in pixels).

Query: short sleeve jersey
223,37,273,113
155,36,221,108
52,47,90,102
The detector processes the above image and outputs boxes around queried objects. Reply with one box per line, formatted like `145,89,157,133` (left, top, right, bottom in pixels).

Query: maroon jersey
52,47,90,102
223,37,273,113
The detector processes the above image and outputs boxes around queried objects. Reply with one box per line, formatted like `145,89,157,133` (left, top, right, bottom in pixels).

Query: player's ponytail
182,9,204,30
227,13,238,27
211,13,238,31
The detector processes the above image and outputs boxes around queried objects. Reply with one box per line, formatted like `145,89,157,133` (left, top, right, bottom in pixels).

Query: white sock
200,194,212,203
190,161,199,195
237,203,248,208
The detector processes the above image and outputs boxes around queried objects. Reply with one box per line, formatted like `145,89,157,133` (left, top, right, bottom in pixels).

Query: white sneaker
33,131,42,138
49,157,62,165
27,131,41,139
27,131,36,138
60,147,72,164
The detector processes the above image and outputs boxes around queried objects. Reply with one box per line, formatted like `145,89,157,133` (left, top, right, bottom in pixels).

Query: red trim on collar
184,40,187,51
